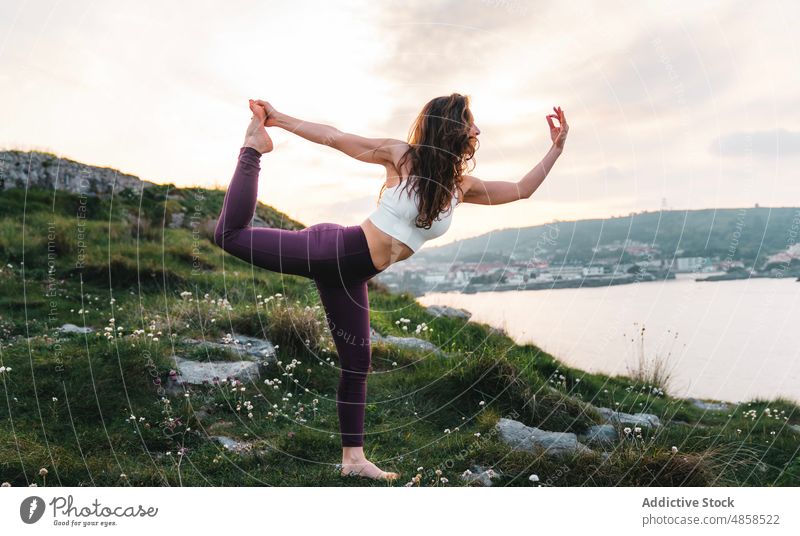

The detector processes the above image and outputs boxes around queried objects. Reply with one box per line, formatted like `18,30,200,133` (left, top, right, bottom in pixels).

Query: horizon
2,0,798,246
2,146,794,249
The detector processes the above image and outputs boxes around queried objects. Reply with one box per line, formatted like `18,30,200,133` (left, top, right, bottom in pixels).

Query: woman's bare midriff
360,150,463,272
359,158,415,271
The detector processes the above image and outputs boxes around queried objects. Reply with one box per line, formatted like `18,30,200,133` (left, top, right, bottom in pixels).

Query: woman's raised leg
213,144,318,279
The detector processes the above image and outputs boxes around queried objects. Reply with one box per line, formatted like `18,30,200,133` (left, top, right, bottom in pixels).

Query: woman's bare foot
244,99,273,154
340,448,400,481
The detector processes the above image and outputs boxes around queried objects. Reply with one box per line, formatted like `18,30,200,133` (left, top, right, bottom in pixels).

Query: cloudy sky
1,0,798,246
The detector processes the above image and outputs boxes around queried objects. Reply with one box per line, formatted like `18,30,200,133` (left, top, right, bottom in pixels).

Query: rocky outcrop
578,424,618,446
57,323,94,334
0,150,156,195
594,407,661,428
370,329,446,356
169,355,260,386
182,335,277,363
687,398,731,412
495,417,593,457
425,305,472,320
210,435,270,457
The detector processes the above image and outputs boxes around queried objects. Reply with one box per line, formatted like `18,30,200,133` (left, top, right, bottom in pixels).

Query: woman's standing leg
315,278,399,480
315,280,371,447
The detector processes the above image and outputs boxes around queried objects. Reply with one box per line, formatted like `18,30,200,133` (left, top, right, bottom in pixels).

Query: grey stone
579,424,618,446
789,424,800,435
210,435,269,457
425,305,472,320
170,355,261,385
370,329,446,356
687,397,731,412
168,212,185,228
183,335,277,362
57,323,94,334
595,407,661,428
495,417,593,457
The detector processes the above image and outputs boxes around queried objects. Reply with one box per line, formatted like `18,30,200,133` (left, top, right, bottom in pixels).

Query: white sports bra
367,179,458,252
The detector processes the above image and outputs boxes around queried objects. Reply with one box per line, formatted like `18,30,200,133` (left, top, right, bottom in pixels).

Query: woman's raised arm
256,100,398,166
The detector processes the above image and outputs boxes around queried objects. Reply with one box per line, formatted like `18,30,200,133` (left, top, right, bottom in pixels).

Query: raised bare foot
244,99,273,154
339,457,400,481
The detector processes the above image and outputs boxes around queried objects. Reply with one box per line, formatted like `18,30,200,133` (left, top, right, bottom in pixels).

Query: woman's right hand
254,99,279,127
546,106,568,150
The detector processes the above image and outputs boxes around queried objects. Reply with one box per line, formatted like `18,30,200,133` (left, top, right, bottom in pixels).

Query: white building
582,266,605,277
676,257,707,272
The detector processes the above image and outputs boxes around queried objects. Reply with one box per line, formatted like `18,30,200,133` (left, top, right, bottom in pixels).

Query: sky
1,0,798,247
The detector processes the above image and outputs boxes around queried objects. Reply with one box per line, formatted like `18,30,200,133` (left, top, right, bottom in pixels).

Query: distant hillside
418,207,800,267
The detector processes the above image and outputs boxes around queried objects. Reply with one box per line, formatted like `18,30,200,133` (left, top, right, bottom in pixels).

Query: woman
213,94,568,481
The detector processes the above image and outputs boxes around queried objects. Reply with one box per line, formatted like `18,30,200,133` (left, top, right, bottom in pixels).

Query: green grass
0,184,798,487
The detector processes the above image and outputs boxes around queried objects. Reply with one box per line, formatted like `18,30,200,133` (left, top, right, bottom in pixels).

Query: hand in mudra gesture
547,106,568,149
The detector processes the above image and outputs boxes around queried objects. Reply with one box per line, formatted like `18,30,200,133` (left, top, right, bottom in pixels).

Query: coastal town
374,239,799,296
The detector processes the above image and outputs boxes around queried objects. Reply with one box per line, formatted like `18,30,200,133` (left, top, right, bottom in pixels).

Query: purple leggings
213,146,385,447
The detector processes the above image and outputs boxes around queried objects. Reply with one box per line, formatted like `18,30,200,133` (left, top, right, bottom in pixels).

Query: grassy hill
0,153,798,486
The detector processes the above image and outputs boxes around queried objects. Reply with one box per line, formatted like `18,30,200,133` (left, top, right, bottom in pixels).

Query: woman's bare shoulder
386,140,411,166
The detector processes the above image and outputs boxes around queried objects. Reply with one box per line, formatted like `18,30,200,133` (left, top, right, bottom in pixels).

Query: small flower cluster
623,426,643,440
0,365,11,375
549,369,567,388
102,317,126,340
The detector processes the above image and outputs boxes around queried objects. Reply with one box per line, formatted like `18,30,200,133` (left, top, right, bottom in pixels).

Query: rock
170,355,261,386
687,398,731,412
579,424,618,446
1,150,156,195
425,305,472,320
57,323,94,334
182,335,277,363
789,424,800,435
495,418,593,457
210,435,269,457
487,326,509,337
370,330,446,356
595,407,661,428
460,465,502,486
168,212,185,228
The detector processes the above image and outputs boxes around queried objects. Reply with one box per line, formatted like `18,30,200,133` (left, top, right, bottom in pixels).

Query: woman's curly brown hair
378,93,478,229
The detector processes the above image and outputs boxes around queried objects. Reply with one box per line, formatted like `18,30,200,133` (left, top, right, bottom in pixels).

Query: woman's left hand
546,106,568,150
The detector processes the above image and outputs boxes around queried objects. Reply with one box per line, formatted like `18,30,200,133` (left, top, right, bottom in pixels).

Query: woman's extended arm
462,144,562,205
262,102,397,166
